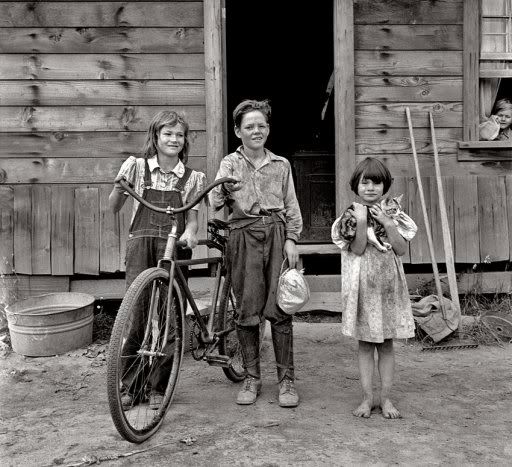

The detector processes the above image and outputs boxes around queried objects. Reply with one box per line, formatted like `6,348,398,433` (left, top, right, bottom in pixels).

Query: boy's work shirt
116,155,206,225
209,147,302,243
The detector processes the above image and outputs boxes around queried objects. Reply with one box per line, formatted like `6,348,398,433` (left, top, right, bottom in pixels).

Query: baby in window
479,98,512,141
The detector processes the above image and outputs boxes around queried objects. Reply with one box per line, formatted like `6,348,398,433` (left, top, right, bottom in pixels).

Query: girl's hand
284,239,299,269
369,204,392,227
352,202,368,222
179,230,198,249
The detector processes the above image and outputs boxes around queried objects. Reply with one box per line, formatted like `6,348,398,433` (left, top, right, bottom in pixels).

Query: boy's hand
284,239,299,269
352,202,368,222
223,177,242,193
179,230,198,249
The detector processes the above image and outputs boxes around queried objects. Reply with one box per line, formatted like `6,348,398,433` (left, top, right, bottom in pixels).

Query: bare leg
353,341,375,418
376,339,401,419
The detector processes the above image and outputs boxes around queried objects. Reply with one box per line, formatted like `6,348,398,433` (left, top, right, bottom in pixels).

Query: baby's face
496,109,512,129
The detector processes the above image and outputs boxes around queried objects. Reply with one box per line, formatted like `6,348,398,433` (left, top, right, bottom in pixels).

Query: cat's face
380,194,403,217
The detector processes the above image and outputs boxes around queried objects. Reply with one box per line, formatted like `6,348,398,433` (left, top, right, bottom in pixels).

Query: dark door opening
224,1,335,242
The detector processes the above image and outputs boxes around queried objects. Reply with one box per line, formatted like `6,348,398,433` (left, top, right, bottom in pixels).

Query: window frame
460,0,512,160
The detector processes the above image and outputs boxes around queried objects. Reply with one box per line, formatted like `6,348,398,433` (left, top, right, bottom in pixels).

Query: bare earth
1,322,511,466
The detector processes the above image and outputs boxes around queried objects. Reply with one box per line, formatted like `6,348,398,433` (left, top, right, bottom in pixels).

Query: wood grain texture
31,185,51,274
0,156,206,184
429,176,455,264
463,0,480,141
74,187,99,275
0,106,206,132
354,0,463,25
355,25,462,50
389,175,411,263
355,51,462,76
99,184,120,273
507,176,512,261
0,27,204,53
0,2,204,27
0,80,205,106
51,185,74,275
0,54,205,79
118,196,132,273
408,176,432,264
0,186,14,274
13,185,32,274
453,176,479,263
0,131,206,158
478,176,509,262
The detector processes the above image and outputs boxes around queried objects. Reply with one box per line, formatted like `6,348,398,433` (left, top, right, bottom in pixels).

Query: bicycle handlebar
118,176,238,214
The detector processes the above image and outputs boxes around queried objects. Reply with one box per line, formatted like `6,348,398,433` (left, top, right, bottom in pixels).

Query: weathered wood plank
507,176,512,261
429,176,455,264
13,185,32,274
0,80,205,106
355,51,462,76
355,77,462,102
408,176,432,264
31,185,51,274
457,147,512,162
99,185,120,273
0,27,204,53
356,128,461,155
354,0,463,25
0,186,14,274
0,106,206,132
0,54,205,80
356,102,462,128
463,0,480,141
0,2,204,27
355,25,462,50
14,275,69,300
0,131,206,158
389,176,411,263
0,156,207,184
118,196,133,273
478,176,509,262
74,187,99,275
355,154,512,177
453,176,479,263
51,185,74,275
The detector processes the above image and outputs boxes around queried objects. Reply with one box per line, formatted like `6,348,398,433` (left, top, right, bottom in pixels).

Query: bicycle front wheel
106,267,184,443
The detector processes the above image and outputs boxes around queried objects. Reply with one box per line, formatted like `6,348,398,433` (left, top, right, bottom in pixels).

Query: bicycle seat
208,218,229,230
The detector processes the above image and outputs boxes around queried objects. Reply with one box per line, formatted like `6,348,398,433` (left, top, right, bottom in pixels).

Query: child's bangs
360,163,387,184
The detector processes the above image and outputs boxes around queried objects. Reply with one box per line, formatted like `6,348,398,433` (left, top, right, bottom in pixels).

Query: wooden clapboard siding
74,187,99,274
0,54,205,80
0,131,206,158
0,106,206,132
0,28,204,53
13,185,32,275
478,177,509,262
0,2,204,27
51,186,74,275
31,185,51,274
99,185,120,273
429,176,455,264
507,176,512,260
1,156,206,184
388,176,411,263
356,103,462,129
453,176,479,263
354,0,463,25
355,25,462,50
0,81,205,106
408,177,433,264
118,197,133,274
0,186,14,274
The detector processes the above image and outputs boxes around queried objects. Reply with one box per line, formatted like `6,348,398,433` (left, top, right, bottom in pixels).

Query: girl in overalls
109,110,205,409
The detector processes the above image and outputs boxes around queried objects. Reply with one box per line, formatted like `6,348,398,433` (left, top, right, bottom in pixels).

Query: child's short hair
494,98,512,114
233,99,272,128
349,157,393,195
142,110,190,163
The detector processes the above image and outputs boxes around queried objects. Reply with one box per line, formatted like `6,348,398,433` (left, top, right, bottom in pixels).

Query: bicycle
106,176,261,443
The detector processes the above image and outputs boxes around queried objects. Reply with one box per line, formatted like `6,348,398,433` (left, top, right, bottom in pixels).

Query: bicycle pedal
204,354,231,368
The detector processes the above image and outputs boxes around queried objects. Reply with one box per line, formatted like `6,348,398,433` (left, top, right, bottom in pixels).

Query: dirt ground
1,320,512,466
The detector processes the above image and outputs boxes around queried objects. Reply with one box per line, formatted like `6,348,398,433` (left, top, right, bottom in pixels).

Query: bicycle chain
189,319,207,360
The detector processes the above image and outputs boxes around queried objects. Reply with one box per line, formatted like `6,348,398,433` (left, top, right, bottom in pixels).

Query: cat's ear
395,193,404,206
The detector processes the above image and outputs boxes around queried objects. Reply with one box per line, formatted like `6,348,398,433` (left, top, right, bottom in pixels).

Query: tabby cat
331,194,417,252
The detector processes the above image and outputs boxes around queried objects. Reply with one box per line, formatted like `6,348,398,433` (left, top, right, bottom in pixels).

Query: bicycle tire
106,267,184,443
217,274,266,382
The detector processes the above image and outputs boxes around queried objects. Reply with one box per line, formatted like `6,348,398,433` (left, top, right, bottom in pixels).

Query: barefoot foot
381,399,401,419
353,398,372,418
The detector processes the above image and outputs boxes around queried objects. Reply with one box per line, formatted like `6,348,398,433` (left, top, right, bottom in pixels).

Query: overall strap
143,158,152,189
174,166,193,192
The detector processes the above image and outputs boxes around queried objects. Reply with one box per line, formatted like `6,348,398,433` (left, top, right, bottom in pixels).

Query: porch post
204,0,225,181
334,0,355,215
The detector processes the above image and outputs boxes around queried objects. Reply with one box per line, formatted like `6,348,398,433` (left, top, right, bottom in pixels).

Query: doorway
224,1,335,241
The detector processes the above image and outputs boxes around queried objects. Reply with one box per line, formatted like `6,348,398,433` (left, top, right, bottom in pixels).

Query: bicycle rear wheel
106,267,184,443
217,274,266,382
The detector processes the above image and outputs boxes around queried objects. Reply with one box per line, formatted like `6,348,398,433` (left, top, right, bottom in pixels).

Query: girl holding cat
331,157,416,419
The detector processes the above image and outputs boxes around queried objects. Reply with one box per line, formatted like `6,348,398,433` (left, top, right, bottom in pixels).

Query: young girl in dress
332,157,416,419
